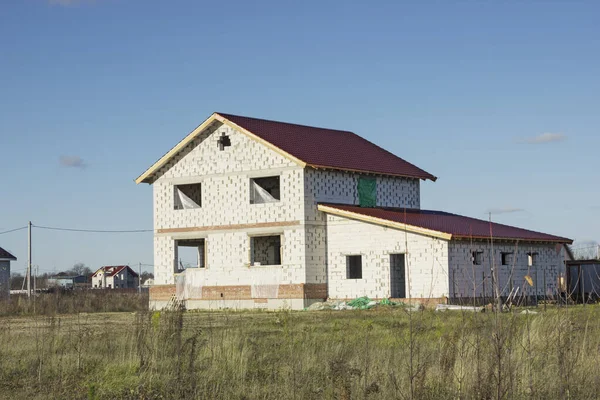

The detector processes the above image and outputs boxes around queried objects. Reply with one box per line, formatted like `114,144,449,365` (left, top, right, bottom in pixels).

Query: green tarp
358,177,376,207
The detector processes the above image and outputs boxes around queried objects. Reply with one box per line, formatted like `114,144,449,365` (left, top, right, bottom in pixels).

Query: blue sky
1,0,598,274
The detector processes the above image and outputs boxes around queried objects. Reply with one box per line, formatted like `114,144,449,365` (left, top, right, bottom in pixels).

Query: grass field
2,301,600,399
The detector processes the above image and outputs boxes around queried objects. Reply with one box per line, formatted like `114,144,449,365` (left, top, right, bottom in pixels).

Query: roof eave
452,235,573,244
134,112,223,184
317,204,452,240
307,164,437,182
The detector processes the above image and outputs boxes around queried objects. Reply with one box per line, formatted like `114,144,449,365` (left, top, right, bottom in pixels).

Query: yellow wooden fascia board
135,113,221,184
317,205,452,240
214,114,307,168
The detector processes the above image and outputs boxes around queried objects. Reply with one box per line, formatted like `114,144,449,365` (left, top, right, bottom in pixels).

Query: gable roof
0,247,16,260
318,203,573,244
93,265,139,278
135,112,437,184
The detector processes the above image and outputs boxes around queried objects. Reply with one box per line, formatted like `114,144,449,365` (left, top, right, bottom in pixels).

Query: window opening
250,235,282,266
472,251,483,265
250,176,280,204
176,239,206,270
174,183,201,210
527,252,538,267
346,255,363,279
501,252,513,266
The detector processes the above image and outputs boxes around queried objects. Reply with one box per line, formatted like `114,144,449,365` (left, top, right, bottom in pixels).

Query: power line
0,226,27,235
33,225,152,233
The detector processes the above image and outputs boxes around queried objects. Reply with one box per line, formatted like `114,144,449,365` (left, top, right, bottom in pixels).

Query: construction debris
305,297,422,311
435,304,485,312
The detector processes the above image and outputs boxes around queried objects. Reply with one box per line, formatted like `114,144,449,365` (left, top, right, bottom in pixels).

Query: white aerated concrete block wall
302,169,421,288
152,123,305,286
325,214,449,299
448,241,565,299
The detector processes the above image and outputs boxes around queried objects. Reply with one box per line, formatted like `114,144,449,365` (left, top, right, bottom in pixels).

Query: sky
0,0,598,275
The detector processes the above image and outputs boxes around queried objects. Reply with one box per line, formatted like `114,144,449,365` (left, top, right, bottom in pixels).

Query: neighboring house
0,246,16,299
141,278,154,288
92,266,140,289
136,112,572,310
47,275,88,289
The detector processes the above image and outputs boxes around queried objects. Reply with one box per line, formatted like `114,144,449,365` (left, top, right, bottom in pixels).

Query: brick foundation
150,283,328,302
149,285,176,301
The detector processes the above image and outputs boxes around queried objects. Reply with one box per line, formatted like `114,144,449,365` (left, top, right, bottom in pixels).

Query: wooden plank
157,220,301,234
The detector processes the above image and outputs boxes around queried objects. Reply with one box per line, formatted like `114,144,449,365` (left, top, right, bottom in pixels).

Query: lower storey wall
448,241,566,300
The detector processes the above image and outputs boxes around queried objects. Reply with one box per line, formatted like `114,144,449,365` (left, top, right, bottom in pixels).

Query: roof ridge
216,112,355,134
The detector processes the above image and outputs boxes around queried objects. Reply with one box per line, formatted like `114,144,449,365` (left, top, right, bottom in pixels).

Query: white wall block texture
448,241,565,299
325,215,449,299
151,123,306,286
302,169,421,286
303,169,420,222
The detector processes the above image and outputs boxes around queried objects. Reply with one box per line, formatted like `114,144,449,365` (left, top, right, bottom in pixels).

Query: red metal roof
320,203,572,243
218,113,437,181
0,246,16,260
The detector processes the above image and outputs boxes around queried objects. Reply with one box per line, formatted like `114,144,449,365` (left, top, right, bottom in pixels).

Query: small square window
174,183,201,210
472,251,483,265
250,235,282,266
501,252,513,266
250,176,280,204
527,253,538,267
346,255,362,279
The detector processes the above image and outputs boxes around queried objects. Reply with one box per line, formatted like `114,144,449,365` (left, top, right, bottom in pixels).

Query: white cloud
59,155,87,169
521,133,566,144
486,207,525,215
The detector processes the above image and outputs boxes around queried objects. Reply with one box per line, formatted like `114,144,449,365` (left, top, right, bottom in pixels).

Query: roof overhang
318,204,573,244
451,235,573,244
317,204,452,240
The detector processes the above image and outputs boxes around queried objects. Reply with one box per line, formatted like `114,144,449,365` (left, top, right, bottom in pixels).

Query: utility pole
27,221,32,298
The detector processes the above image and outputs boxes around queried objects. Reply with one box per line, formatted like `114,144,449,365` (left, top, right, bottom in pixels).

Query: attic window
250,235,282,266
176,239,206,270
174,183,201,210
250,176,280,204
218,133,231,151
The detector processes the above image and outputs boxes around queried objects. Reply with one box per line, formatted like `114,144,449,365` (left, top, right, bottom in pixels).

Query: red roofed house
0,246,16,299
92,266,139,289
136,112,572,309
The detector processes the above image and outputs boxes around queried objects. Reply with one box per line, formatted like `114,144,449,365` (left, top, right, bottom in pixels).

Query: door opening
390,253,406,298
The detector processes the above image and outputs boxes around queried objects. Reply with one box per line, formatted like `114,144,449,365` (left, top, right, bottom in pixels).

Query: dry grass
0,291,148,317
1,302,600,399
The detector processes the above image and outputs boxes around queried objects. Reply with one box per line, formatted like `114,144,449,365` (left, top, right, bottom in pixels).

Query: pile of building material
306,297,422,312
435,304,485,312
